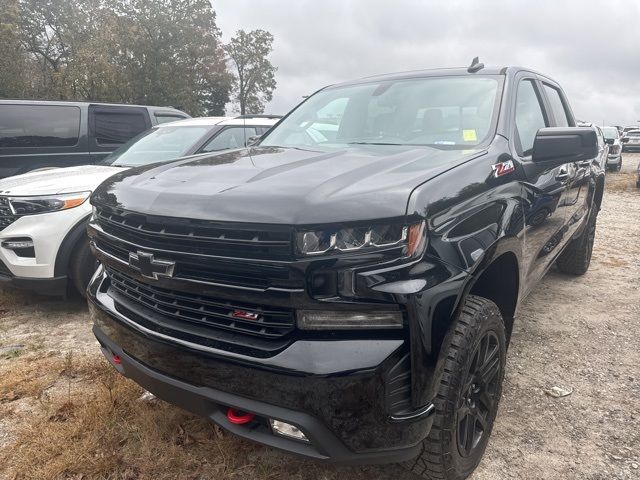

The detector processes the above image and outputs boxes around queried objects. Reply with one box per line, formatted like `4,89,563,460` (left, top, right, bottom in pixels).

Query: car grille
0,197,18,232
106,269,296,356
94,206,294,260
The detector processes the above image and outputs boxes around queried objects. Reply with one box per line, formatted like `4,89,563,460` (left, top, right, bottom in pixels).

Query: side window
515,80,548,156
542,84,570,127
155,114,187,125
90,108,149,146
0,104,80,148
201,127,257,152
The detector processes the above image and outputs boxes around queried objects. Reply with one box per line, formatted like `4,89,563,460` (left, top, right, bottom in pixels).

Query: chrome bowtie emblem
128,251,175,280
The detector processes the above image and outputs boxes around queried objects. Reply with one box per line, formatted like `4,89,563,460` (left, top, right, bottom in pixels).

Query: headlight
296,220,425,257
4,191,91,216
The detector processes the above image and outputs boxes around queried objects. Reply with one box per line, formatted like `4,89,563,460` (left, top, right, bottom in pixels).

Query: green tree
226,29,277,115
0,0,30,97
5,0,233,115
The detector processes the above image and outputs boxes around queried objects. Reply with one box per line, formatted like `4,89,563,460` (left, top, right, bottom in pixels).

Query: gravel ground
0,154,638,479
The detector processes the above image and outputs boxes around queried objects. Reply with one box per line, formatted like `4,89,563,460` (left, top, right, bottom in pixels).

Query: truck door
540,82,591,239
512,77,572,291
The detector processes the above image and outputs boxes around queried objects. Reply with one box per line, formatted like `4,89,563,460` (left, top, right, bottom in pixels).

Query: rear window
0,104,80,148
90,108,149,145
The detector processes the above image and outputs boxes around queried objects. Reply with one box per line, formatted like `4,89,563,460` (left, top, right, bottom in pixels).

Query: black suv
87,64,604,479
0,100,189,178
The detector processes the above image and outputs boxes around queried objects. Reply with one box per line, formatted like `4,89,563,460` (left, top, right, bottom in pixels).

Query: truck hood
92,146,485,224
0,165,125,196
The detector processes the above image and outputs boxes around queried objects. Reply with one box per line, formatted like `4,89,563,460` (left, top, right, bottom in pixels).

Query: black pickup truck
87,63,604,480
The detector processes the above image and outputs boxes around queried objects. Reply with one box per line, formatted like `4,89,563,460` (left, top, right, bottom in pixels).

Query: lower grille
106,269,295,356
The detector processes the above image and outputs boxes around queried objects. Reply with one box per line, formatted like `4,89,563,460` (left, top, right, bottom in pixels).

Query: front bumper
88,270,436,464
0,259,67,295
0,204,91,281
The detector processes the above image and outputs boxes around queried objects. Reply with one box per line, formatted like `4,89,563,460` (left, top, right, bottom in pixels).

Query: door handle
555,172,570,182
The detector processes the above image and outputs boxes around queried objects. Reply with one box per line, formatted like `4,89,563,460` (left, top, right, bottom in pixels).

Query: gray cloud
215,0,640,126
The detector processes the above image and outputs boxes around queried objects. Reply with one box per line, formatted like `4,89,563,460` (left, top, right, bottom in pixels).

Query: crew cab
87,64,604,480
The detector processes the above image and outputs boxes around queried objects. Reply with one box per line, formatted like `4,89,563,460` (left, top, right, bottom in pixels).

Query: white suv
0,115,280,296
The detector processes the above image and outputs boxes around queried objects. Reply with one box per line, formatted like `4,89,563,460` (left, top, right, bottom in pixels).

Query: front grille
106,269,295,356
95,206,294,260
93,236,292,290
0,197,18,232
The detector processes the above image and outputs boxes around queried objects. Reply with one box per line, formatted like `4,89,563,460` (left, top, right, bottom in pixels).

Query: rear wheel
69,238,98,297
404,295,506,480
556,206,597,275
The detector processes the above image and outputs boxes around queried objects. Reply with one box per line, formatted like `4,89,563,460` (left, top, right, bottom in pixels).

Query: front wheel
69,238,99,297
404,295,506,480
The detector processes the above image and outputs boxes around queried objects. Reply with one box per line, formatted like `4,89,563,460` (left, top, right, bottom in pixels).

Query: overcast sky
214,0,640,126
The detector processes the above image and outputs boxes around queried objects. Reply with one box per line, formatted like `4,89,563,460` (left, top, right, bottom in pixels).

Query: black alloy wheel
456,331,501,457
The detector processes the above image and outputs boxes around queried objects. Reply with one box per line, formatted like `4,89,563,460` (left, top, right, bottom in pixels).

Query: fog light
270,419,309,442
297,310,403,330
2,240,34,249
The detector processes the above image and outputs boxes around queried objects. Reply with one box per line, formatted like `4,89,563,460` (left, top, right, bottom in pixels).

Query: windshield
102,125,212,166
602,127,618,139
261,76,501,150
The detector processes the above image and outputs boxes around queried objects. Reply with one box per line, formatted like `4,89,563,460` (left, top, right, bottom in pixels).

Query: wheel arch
430,245,521,357
53,214,92,278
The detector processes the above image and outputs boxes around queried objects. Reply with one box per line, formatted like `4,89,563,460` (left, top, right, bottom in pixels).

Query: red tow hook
226,408,255,425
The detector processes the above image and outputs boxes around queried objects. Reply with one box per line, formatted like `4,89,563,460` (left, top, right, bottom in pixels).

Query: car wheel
404,295,506,480
556,205,597,275
69,237,99,297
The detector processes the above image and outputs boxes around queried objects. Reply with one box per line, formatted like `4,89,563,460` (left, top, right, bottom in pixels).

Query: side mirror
621,137,629,143
532,127,598,165
246,135,261,147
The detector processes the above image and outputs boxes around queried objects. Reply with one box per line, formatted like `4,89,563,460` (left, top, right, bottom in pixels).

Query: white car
0,115,280,296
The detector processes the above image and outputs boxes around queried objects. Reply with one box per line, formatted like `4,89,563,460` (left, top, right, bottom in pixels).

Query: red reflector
113,354,121,365
227,408,255,425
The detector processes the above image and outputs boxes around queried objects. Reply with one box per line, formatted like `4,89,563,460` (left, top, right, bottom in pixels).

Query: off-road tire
404,295,506,480
556,206,597,275
69,238,98,297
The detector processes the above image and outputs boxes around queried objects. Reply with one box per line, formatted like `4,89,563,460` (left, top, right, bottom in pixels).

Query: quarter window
0,104,80,148
543,84,570,127
90,108,149,145
515,80,548,156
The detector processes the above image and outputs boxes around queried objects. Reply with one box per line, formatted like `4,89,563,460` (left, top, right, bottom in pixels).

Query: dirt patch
1,156,639,480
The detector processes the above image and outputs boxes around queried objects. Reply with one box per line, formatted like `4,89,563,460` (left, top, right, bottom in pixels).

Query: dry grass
0,354,257,480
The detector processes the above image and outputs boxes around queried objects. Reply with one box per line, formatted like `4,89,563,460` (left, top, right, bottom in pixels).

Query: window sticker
463,129,478,142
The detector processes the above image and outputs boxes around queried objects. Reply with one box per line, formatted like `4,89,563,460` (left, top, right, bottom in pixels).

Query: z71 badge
492,159,516,177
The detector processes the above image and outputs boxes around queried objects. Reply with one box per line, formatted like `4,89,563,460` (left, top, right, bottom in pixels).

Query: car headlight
4,191,91,216
296,220,425,257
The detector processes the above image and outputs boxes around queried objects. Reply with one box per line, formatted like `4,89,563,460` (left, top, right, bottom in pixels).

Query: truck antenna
467,57,485,73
